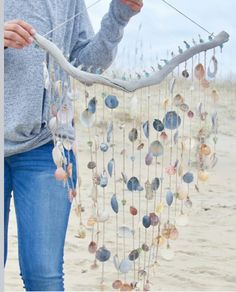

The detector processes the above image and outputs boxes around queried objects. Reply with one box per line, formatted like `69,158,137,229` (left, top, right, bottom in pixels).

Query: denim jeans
4,141,77,291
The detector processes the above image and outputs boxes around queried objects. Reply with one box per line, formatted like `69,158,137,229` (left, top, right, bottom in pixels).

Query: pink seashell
55,167,67,181
165,165,176,175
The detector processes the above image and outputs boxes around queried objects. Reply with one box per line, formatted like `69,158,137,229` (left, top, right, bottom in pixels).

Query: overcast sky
85,0,235,79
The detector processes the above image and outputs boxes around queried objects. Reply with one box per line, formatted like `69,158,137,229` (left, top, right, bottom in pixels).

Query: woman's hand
4,19,36,49
120,0,143,12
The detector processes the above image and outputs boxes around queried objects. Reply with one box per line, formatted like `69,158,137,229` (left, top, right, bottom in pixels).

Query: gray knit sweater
4,0,136,157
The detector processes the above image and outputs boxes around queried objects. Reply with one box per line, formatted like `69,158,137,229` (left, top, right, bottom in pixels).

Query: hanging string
160,0,213,36
43,0,104,37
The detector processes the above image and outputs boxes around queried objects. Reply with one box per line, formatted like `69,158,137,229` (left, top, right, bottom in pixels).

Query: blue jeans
4,142,77,291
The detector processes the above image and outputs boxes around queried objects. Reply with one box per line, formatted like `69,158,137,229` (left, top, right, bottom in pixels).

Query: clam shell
128,128,138,142
183,172,194,184
88,241,97,254
111,194,119,214
166,191,174,206
54,167,67,181
145,152,153,166
142,243,149,252
118,226,134,238
173,94,184,107
137,143,144,150
130,206,138,216
107,158,114,177
88,97,97,113
129,249,140,261
127,177,140,191
199,144,211,156
105,95,119,109
52,145,63,167
80,109,95,128
95,246,111,262
143,121,149,138
151,177,160,191
198,170,209,182
194,63,205,80
49,117,57,132
119,258,132,274
142,215,151,228
149,140,164,157
163,111,181,130
100,143,109,152
153,119,164,132
112,280,123,290
87,161,96,169
113,254,120,271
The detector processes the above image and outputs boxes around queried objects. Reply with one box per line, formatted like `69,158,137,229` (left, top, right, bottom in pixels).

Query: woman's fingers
4,19,36,49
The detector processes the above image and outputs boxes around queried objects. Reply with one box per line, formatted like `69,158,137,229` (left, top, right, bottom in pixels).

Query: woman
4,0,143,290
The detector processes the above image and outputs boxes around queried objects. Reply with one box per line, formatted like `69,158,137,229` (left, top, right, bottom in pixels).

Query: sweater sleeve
69,0,137,72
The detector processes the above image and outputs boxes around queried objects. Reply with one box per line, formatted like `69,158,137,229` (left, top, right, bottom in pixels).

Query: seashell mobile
34,25,229,291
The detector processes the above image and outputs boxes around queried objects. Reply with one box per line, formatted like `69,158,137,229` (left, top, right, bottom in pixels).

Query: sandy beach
4,80,236,291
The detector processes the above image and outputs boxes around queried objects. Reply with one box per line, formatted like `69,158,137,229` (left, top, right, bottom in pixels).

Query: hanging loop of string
43,0,104,37
160,0,213,36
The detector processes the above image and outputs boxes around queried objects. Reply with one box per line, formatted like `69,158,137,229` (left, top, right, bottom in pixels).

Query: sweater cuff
110,0,138,26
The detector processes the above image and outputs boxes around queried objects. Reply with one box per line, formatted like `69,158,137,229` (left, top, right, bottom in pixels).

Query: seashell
88,97,97,113
142,215,151,228
67,163,73,177
176,213,189,226
149,140,164,157
100,171,108,188
111,194,119,213
198,170,209,182
149,212,159,226
160,131,168,142
54,167,67,181
128,249,140,261
130,155,135,162
87,161,96,169
142,243,149,252
107,158,114,177
183,172,194,184
179,103,189,112
63,139,72,151
161,246,175,261
88,241,97,253
107,121,113,143
87,216,96,226
105,95,119,109
153,235,165,246
169,77,176,94
121,172,128,184
120,283,133,291
155,202,164,214
173,94,184,107
112,280,123,290
77,226,86,239
201,79,210,88
145,180,154,200
96,246,111,262
137,143,144,150
43,62,50,90
118,226,134,238
57,105,73,124
182,69,189,78
199,144,211,156
169,226,179,240
130,206,138,216
128,128,138,142
96,210,109,222
119,259,132,274
143,121,149,138
166,191,174,206
163,111,181,130
211,89,220,103
80,109,95,128
145,152,153,166
113,254,120,271
151,177,160,191
194,63,205,80
127,177,140,191
175,185,188,200
138,269,147,279
100,143,109,152
165,165,176,176
52,145,63,167
185,198,193,208
55,80,63,97
207,55,218,79
187,110,194,118
49,117,57,133
153,119,164,132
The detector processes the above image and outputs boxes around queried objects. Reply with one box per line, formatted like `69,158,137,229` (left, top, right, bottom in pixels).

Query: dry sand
4,81,236,291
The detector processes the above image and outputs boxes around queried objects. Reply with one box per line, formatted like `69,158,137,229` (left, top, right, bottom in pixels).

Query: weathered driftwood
34,31,229,92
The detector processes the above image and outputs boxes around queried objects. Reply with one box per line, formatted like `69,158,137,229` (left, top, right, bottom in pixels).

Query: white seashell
118,226,134,238
96,210,109,223
119,258,132,274
52,146,63,167
80,109,95,128
49,117,57,133
113,255,120,271
63,139,72,151
43,62,50,90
